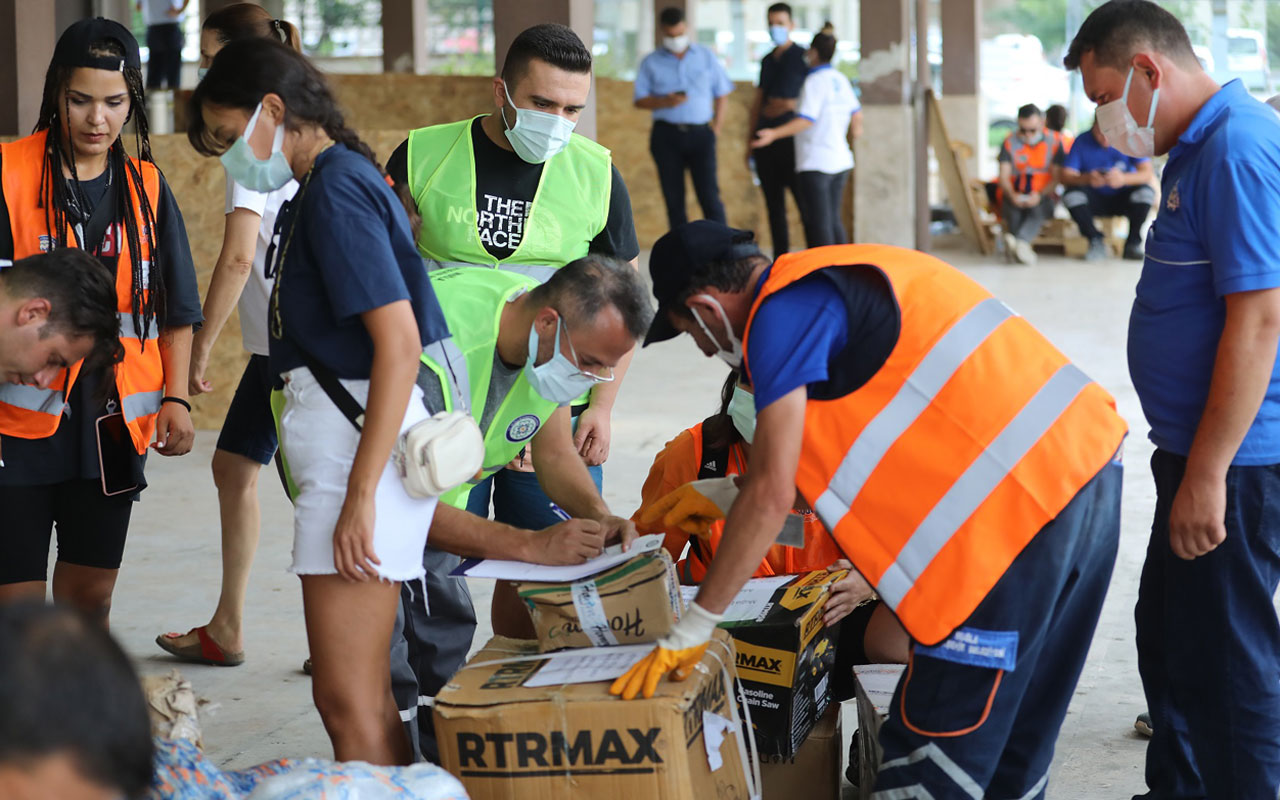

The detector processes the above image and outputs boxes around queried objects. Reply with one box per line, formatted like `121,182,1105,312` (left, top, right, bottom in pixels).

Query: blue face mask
769,25,790,46
524,314,608,404
197,66,208,81
501,81,577,164
219,102,294,193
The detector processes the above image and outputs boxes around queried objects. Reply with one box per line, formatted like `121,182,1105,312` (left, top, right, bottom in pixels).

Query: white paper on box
702,710,736,771
854,664,907,715
452,534,664,581
519,644,652,688
680,574,795,623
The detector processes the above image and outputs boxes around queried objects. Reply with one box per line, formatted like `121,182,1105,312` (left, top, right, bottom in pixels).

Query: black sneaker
1123,242,1145,260
845,729,861,787
1135,711,1153,737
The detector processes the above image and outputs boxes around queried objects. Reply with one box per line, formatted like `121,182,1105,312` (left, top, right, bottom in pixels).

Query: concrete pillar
382,0,429,73
56,0,93,34
939,0,986,180
93,0,132,26
0,0,56,136
493,0,596,140
856,0,914,247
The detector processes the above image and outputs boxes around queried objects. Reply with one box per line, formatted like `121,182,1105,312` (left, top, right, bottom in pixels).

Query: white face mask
663,34,689,53
1096,67,1160,159
501,81,577,164
523,315,606,404
727,385,755,443
690,295,743,368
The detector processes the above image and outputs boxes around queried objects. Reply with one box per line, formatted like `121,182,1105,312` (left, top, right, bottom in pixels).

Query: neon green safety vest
419,267,561,509
406,116,612,282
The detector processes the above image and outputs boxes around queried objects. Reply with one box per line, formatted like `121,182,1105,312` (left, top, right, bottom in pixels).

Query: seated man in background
998,103,1066,265
1046,103,1074,151
633,370,909,695
1061,117,1155,261
0,601,152,800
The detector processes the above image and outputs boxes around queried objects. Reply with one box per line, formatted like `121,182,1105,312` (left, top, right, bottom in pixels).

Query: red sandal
155,626,245,667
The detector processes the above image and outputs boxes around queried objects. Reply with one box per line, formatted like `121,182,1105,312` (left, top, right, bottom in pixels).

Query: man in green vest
390,254,652,761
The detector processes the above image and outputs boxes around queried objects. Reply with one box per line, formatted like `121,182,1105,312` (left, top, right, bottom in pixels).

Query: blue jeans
1135,449,1280,799
874,460,1122,799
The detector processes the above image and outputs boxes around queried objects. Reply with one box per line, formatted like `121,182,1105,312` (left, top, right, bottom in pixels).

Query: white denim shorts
278,367,437,581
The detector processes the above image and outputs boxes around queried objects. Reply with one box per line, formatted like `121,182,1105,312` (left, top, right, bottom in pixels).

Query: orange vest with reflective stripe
0,130,165,453
742,244,1127,646
633,423,844,583
1002,131,1061,195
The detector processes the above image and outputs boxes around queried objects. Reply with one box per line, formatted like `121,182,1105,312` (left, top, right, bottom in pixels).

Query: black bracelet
161,396,192,412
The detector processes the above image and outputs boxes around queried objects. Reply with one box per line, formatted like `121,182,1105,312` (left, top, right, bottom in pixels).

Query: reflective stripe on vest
422,336,472,414
0,130,165,452
426,258,558,285
743,244,1128,645
406,118,611,270
873,364,1092,609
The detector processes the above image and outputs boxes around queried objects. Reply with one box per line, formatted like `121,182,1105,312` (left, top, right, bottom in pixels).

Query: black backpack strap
295,346,364,432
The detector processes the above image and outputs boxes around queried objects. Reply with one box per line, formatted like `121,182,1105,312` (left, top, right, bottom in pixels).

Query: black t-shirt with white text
386,118,639,262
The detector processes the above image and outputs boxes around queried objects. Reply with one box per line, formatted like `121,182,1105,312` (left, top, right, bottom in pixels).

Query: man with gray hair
392,253,652,761
1068,1,1280,796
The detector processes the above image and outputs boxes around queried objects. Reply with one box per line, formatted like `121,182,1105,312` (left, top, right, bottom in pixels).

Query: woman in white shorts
189,39,449,764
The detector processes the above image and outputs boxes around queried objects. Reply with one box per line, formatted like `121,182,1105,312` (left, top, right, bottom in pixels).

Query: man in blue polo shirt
1070,2,1280,797
635,6,734,230
1061,116,1156,261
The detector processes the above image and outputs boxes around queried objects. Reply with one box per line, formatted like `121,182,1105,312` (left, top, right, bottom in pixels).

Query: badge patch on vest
38,235,53,252
915,626,1018,672
506,414,541,443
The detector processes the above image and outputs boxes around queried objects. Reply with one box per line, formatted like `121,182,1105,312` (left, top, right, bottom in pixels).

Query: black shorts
145,22,183,90
0,480,134,583
215,355,279,465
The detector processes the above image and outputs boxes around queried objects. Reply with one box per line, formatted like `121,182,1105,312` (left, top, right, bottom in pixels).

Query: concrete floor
107,243,1158,797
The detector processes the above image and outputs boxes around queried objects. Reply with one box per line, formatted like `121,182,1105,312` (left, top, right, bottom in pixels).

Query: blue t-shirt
744,265,899,411
634,44,735,126
270,145,450,379
1062,129,1150,196
1128,79,1280,465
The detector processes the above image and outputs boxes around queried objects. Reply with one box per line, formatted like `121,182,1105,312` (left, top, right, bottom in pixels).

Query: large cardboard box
853,664,906,800
514,548,683,652
758,704,842,799
716,570,844,758
434,631,755,800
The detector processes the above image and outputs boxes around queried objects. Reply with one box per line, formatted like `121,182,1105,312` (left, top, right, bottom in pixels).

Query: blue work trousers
465,462,605,525
1135,449,1280,799
873,460,1122,800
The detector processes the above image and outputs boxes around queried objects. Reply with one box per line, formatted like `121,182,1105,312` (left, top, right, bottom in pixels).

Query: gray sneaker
1013,238,1037,266
1085,237,1108,261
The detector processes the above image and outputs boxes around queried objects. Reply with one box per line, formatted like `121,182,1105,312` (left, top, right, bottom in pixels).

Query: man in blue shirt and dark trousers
1070,2,1280,797
1060,116,1155,261
635,7,734,230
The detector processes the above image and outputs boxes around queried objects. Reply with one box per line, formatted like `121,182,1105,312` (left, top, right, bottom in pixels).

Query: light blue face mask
197,66,208,81
219,102,294,193
728,384,755,443
769,25,790,46
524,314,608,404
501,81,577,164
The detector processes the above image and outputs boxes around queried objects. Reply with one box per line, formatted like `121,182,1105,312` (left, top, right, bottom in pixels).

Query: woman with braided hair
0,18,202,623
189,38,447,765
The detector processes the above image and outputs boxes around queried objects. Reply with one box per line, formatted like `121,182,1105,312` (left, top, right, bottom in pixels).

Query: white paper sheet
521,644,653,688
452,534,664,582
854,664,907,716
682,575,796,623
702,711,736,771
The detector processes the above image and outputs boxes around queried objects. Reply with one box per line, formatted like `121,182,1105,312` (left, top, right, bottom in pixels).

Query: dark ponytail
203,3,301,52
188,39,421,239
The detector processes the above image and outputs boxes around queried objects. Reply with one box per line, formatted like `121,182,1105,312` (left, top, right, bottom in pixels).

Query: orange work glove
610,602,723,699
638,478,740,537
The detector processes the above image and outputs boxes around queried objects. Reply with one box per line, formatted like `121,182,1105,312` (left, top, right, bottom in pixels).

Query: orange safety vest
742,244,1127,646
1001,130,1062,196
633,423,844,584
0,130,165,454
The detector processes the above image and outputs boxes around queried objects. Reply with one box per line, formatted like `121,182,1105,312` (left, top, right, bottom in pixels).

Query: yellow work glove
610,602,723,700
639,477,740,537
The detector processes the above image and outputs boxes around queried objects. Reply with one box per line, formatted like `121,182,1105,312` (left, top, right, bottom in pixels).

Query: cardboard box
717,570,843,758
758,704,842,799
434,631,754,800
515,548,683,652
853,664,906,800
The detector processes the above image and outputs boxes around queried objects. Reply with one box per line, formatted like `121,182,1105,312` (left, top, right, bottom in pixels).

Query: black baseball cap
644,220,761,346
52,18,141,73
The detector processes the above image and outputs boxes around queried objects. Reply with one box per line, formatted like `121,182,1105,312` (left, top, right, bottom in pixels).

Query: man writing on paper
392,254,650,762
612,221,1126,800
